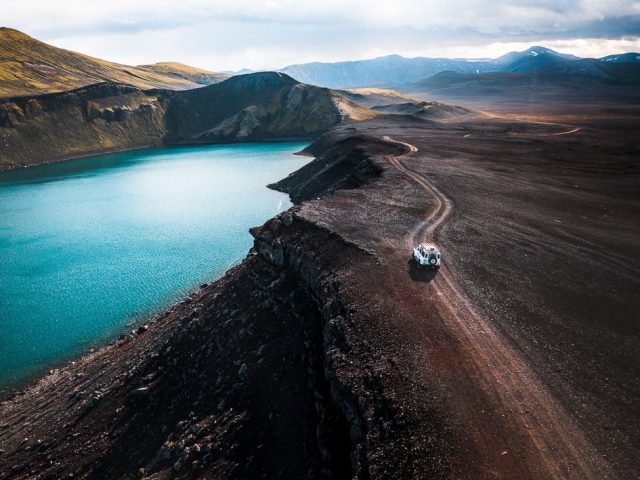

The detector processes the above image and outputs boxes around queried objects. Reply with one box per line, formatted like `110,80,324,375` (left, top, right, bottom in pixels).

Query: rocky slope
163,73,374,144
272,135,388,203
0,137,449,479
0,28,228,98
0,83,168,167
0,72,374,169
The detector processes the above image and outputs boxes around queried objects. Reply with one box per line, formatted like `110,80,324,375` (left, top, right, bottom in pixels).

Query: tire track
388,134,639,283
480,111,583,137
382,135,613,479
552,127,581,136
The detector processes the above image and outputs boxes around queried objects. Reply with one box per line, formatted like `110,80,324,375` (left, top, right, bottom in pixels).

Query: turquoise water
0,143,308,391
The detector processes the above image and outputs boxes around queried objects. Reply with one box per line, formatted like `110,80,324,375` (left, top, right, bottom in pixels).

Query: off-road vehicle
413,243,441,269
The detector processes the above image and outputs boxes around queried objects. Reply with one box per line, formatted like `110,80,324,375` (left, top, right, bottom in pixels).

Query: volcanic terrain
0,92,638,479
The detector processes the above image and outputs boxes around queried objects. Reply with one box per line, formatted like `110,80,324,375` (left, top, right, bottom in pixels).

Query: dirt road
383,135,614,479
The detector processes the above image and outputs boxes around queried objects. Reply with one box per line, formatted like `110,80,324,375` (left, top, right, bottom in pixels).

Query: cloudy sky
4,0,640,71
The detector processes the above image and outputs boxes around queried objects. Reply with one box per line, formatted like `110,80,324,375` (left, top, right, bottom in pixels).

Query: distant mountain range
3,26,638,97
410,49,640,103
280,46,640,88
2,26,638,108
0,28,229,98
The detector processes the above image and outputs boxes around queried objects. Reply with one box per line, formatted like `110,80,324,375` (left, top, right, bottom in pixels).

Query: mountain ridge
2,27,637,95
279,46,640,88
0,27,229,98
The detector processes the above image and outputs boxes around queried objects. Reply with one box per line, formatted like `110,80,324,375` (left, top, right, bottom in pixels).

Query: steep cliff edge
0,72,375,170
0,83,169,168
272,134,399,203
0,135,454,479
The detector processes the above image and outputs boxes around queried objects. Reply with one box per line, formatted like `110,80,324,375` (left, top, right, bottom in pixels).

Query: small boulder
136,324,149,335
281,213,294,226
268,218,282,232
86,390,103,409
69,390,83,401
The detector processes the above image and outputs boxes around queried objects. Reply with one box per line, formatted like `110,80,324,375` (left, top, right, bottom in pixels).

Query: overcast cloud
2,0,639,71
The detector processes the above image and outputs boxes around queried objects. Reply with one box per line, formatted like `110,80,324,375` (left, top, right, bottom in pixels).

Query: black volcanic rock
164,72,345,143
2,96,640,480
271,135,393,203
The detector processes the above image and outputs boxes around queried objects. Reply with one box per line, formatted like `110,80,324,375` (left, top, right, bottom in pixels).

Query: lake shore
0,142,308,392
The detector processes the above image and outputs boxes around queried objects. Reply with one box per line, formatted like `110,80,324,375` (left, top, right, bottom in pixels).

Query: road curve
382,135,613,479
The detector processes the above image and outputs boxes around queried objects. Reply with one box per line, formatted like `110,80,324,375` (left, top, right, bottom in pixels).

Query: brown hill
337,88,420,108
338,88,472,119
0,28,228,98
137,62,228,86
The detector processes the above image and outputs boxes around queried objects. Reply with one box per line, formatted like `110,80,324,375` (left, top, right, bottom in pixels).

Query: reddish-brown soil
1,102,639,479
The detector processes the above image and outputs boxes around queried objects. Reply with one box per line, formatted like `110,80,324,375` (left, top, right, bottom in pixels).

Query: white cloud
2,0,639,70
422,37,640,59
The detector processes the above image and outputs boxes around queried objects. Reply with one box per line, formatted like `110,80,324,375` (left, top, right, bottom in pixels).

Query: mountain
0,28,228,98
336,88,472,119
280,46,639,89
501,48,578,73
163,72,376,144
600,52,640,63
492,46,578,66
410,61,640,104
136,62,228,85
335,88,422,109
281,54,486,89
497,49,635,80
0,72,376,169
530,58,639,79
